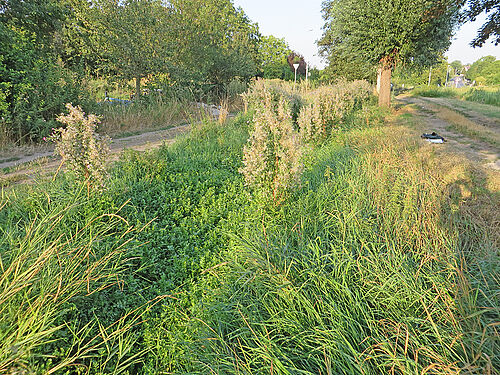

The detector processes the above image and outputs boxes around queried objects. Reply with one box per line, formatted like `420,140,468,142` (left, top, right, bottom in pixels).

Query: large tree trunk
378,64,392,107
135,75,141,100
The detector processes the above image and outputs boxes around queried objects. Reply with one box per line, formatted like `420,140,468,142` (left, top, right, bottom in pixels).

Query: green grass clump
411,86,459,98
464,88,500,107
0,185,144,373
411,86,500,107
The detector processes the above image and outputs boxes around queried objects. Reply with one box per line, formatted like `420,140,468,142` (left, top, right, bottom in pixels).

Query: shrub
298,80,372,143
240,90,303,204
242,79,304,124
51,104,110,190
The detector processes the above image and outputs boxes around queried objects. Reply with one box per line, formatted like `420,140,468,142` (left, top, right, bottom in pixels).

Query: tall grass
412,86,500,107
464,89,500,107
147,114,498,374
98,98,194,136
0,186,145,373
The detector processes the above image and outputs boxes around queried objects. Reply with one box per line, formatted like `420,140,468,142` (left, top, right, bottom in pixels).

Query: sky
232,0,500,68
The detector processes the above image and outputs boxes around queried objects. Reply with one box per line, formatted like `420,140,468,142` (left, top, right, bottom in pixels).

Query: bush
240,89,303,204
242,79,304,124
51,104,110,190
298,80,372,143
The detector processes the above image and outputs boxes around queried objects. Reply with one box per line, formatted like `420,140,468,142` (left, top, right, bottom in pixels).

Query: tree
392,58,449,86
287,52,307,77
257,35,292,79
166,0,259,94
319,0,460,106
0,0,86,141
460,0,500,46
465,55,500,85
450,60,463,74
85,0,171,99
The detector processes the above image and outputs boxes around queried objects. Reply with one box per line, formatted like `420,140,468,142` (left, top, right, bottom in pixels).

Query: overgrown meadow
1,80,498,374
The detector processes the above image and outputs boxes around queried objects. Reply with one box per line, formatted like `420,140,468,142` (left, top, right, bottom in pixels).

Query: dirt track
398,95,500,171
0,123,191,186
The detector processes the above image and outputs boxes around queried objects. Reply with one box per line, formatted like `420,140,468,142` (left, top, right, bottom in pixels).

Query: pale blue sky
233,0,500,68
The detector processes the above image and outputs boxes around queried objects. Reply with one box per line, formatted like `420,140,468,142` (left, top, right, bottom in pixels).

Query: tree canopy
0,0,298,142
465,55,500,85
319,0,460,105
460,0,500,46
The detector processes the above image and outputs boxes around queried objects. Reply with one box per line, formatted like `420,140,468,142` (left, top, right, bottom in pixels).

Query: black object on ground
421,132,445,143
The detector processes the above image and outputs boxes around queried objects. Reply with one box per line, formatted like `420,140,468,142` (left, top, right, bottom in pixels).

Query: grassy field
0,82,498,374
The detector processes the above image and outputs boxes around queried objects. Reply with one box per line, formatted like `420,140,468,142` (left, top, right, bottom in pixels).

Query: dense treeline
466,55,500,85
0,0,296,143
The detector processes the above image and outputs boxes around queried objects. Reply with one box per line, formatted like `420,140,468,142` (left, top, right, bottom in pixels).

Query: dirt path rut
398,95,500,171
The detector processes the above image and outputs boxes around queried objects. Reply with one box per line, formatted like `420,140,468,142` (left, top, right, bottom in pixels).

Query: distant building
446,74,470,88
452,75,469,88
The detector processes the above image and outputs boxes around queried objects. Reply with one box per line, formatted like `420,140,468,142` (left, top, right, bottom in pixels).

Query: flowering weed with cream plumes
298,80,372,143
240,89,303,204
242,79,304,125
51,103,110,190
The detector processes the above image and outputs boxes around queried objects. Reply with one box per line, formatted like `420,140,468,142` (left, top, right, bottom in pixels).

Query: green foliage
0,0,284,144
460,0,500,46
319,0,460,99
165,0,260,94
393,58,450,87
257,35,293,79
0,187,139,374
450,59,463,73
0,4,90,143
83,0,171,98
465,56,500,85
464,88,500,106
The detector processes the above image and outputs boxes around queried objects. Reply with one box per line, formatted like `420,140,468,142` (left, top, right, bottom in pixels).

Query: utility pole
428,66,432,86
